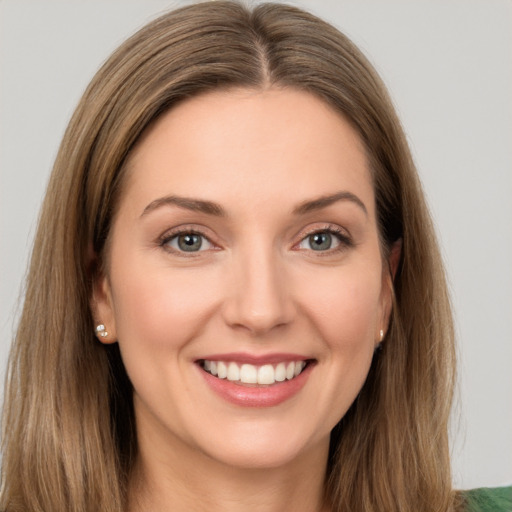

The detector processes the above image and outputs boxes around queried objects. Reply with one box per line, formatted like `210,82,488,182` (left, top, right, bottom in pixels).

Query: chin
194,422,329,471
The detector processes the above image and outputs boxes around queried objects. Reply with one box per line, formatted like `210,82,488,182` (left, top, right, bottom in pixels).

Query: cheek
109,260,221,355
285,263,384,431
296,264,383,350
107,262,225,419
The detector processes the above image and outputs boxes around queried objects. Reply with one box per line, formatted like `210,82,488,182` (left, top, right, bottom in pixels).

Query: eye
296,227,351,252
299,231,339,251
162,231,214,253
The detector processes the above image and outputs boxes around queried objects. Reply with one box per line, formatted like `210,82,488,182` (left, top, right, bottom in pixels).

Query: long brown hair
1,2,458,511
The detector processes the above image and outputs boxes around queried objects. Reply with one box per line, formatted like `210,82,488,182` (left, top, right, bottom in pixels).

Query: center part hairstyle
1,2,457,511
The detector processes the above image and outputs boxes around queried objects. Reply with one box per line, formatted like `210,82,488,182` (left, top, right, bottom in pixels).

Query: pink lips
199,352,309,364
196,353,314,408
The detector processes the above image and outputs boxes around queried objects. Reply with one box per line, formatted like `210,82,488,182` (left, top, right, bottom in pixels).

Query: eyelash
158,228,215,256
158,224,353,256
295,225,353,254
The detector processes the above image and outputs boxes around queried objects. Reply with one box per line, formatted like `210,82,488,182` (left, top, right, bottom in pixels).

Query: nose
222,244,295,336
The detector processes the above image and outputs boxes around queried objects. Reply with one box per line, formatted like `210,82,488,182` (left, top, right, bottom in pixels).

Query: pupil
310,232,331,251
178,234,202,251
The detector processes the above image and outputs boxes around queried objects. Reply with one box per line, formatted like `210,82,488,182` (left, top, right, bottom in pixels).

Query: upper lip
196,352,312,365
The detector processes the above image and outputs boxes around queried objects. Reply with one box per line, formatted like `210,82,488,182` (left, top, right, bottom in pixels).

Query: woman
1,2,510,511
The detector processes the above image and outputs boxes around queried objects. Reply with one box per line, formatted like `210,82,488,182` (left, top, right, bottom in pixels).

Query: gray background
1,0,511,489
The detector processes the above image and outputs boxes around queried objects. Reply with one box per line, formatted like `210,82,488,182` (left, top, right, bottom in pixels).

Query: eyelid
156,222,353,256
158,225,219,255
292,223,353,252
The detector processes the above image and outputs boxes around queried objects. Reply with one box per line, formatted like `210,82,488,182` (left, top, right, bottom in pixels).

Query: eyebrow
141,190,367,218
292,191,368,216
141,195,226,217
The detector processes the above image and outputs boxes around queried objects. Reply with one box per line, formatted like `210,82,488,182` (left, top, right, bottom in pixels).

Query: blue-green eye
309,232,333,251
298,229,347,252
164,232,213,252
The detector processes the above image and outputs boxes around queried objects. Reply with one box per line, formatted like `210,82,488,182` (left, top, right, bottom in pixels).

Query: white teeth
286,361,295,380
240,364,257,383
227,362,239,381
294,361,305,377
275,362,286,382
258,364,275,385
202,359,308,385
217,361,227,379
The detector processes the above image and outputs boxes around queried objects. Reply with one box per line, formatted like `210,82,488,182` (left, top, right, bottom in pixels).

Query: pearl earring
96,324,108,338
379,329,384,341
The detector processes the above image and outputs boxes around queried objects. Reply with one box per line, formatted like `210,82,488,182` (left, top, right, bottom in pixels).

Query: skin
92,87,396,512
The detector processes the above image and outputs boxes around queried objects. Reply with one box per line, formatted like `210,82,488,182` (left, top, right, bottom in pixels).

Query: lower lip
198,363,313,408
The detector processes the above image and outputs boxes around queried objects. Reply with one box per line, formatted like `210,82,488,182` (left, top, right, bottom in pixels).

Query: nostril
223,303,294,335
221,261,294,334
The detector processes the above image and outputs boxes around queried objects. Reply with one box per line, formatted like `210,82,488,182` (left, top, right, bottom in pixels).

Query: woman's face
94,88,393,470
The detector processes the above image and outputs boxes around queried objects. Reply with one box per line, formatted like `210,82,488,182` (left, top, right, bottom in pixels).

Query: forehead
121,87,374,218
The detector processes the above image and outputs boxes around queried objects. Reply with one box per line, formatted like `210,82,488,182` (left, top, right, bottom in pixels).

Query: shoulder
461,486,512,512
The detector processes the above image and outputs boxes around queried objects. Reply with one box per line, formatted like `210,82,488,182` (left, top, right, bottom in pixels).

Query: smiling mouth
199,359,311,386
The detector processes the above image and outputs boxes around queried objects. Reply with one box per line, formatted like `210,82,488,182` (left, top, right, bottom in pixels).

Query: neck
128,423,330,512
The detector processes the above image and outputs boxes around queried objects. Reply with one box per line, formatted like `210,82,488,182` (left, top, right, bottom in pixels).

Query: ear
376,239,402,345
90,259,117,345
